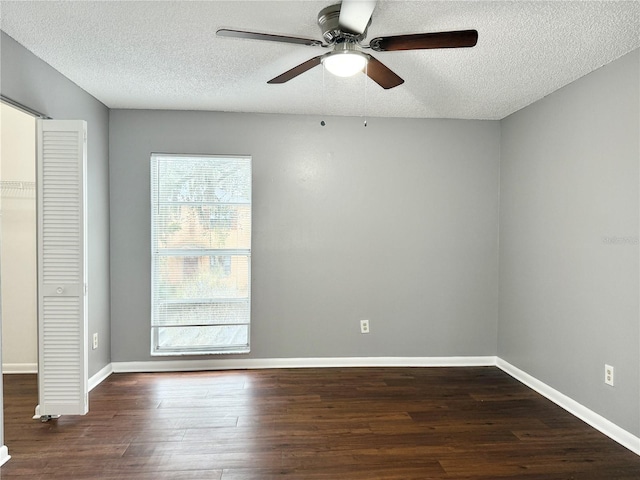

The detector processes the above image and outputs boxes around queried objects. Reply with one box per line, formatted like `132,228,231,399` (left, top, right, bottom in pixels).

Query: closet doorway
1,102,38,374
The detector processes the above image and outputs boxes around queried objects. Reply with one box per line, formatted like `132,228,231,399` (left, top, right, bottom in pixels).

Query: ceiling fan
217,0,478,89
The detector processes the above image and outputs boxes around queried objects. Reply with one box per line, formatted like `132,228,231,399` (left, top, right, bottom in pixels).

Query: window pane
154,204,250,250
155,325,249,351
154,254,249,302
154,157,251,204
154,301,250,327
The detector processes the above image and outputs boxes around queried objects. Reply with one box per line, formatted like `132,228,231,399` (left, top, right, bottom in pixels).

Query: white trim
88,363,113,392
111,356,497,373
497,358,640,456
2,363,37,374
0,446,10,467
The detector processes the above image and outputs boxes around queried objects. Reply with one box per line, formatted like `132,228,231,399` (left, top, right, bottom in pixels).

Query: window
150,154,251,355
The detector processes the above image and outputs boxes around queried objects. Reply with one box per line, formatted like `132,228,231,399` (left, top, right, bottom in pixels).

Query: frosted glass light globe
323,51,367,77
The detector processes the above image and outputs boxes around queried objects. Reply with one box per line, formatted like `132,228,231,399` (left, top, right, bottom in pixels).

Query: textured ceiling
1,1,639,120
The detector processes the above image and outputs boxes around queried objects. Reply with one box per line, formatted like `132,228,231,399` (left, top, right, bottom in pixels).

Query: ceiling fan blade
338,0,377,35
369,30,478,52
267,55,325,84
217,29,325,47
364,55,404,89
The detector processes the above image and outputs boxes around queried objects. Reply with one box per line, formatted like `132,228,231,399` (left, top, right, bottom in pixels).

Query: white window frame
150,153,251,355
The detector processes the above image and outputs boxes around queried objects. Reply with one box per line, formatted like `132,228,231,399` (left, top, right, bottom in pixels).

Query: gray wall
499,49,640,435
109,111,500,362
0,32,111,377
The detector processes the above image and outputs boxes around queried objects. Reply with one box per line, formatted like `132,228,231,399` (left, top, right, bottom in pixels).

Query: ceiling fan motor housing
330,40,366,56
318,3,370,44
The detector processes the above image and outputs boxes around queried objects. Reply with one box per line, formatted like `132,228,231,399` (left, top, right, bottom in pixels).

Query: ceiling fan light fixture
322,40,368,77
323,51,368,77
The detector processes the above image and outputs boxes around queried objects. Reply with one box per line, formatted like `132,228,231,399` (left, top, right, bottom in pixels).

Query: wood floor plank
2,367,640,478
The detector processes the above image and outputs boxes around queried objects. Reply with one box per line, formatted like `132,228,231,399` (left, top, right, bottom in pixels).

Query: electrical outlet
360,319,370,334
605,364,614,386
92,333,99,350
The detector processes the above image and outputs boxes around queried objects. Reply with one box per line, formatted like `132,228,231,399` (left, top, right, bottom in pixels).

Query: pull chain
363,61,368,127
321,63,326,126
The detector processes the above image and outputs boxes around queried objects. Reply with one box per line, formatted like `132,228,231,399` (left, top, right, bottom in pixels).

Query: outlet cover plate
360,319,370,334
605,364,614,386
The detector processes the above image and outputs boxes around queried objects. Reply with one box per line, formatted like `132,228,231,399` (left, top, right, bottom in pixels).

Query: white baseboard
111,356,497,373
496,358,640,456
0,445,10,467
2,363,37,374
88,363,113,392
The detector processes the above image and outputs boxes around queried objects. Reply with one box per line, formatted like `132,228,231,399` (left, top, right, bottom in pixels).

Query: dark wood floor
2,367,640,479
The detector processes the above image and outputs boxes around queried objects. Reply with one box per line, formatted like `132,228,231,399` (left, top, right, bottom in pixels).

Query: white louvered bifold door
36,120,88,416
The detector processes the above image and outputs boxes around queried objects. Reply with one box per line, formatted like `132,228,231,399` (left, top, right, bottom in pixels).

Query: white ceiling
1,1,639,120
